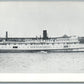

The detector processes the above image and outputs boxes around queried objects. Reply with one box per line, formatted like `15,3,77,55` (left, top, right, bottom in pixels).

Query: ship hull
0,48,84,53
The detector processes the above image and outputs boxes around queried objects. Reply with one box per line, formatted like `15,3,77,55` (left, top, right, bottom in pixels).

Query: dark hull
0,48,84,53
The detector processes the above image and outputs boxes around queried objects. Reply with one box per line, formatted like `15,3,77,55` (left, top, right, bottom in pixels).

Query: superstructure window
0,43,6,45
13,46,18,48
64,45,68,48
74,42,77,44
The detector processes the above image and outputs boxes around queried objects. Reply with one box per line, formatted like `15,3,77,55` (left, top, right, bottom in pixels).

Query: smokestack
43,30,48,39
6,31,8,41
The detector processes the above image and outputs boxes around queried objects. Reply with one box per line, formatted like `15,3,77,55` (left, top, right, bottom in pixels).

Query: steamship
0,30,84,53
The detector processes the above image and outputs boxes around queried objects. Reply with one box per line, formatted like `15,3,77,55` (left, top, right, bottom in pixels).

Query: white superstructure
0,30,84,52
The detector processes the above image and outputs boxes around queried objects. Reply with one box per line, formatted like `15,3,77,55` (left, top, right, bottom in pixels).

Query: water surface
0,52,84,73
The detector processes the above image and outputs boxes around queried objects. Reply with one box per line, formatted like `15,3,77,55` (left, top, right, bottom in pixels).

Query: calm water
0,52,84,73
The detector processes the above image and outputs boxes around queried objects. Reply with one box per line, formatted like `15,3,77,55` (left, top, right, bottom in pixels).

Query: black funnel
43,30,48,39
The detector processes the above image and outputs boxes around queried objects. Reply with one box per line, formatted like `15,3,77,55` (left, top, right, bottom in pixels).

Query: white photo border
0,73,84,82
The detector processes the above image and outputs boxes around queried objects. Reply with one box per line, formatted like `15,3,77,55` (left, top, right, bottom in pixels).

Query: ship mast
6,31,8,41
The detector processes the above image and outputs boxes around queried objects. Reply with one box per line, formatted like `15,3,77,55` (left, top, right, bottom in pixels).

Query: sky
0,1,84,37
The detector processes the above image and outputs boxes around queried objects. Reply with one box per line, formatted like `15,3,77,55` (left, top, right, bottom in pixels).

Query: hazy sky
0,1,84,37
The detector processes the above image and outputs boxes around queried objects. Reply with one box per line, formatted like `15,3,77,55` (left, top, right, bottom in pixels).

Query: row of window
0,42,79,45
0,46,50,48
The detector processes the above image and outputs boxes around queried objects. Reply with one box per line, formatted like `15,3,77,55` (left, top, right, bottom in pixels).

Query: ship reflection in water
0,52,84,73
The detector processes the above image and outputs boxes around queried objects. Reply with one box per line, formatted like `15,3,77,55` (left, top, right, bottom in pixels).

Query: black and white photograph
0,0,84,73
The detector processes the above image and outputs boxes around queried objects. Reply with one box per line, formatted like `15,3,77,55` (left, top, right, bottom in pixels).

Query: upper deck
0,30,79,45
